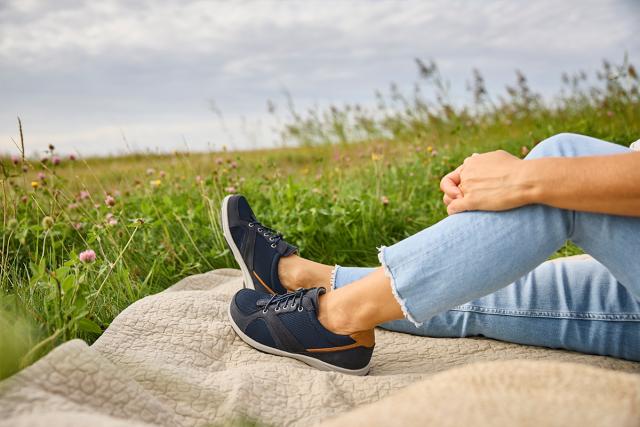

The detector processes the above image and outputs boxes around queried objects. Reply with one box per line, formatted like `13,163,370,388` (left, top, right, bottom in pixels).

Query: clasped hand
440,150,529,215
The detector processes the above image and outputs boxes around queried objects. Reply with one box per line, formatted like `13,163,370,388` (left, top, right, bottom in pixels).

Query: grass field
1,58,639,380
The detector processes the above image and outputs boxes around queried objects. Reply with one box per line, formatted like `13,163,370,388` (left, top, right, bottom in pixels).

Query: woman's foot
221,195,298,294
278,255,335,291
221,194,334,293
228,287,375,375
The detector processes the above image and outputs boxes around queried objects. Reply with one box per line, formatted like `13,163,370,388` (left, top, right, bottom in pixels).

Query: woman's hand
441,150,531,215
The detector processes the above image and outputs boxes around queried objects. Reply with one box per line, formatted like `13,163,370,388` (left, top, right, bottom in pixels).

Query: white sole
227,304,371,376
221,195,255,291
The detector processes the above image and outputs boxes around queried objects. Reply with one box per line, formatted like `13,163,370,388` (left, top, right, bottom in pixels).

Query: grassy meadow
1,58,639,380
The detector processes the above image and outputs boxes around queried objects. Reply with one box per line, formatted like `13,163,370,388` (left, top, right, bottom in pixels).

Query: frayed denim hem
377,245,423,327
329,265,339,290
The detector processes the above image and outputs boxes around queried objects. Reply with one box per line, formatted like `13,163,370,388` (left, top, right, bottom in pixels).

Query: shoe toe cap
231,288,264,316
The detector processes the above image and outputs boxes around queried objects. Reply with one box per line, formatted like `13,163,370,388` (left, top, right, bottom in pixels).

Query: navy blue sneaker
221,195,298,294
228,287,375,375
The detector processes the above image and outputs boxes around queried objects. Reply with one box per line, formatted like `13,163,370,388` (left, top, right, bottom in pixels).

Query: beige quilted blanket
0,269,638,427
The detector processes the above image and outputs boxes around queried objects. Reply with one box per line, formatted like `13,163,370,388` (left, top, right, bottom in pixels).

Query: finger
447,198,469,215
443,194,452,206
440,178,462,199
440,168,462,197
463,152,480,165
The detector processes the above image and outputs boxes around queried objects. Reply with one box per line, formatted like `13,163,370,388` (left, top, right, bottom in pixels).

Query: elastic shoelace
259,288,306,313
248,220,284,248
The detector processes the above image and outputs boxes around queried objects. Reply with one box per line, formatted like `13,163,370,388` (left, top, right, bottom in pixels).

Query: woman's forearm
521,152,640,216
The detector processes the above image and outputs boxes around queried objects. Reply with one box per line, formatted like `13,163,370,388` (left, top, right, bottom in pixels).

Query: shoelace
248,220,284,248
258,288,307,313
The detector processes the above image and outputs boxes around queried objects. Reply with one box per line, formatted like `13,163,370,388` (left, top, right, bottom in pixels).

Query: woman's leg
333,258,640,360
280,133,640,360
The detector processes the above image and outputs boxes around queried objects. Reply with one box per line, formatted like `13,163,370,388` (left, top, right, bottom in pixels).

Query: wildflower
380,195,389,206
230,161,238,169
21,195,28,204
104,195,116,207
31,181,39,189
312,188,322,194
215,157,223,165
73,222,84,230
159,170,166,178
195,175,202,184
521,146,530,156
52,156,61,165
113,190,121,197
371,152,383,161
37,172,46,181
606,110,614,117
106,213,118,226
7,218,18,230
41,157,48,164
68,203,79,210
42,216,54,229
150,179,161,188
69,154,76,161
430,149,439,157
225,186,237,194
11,155,20,165
22,165,28,173
48,144,55,151
426,146,433,153
79,249,96,263
146,168,155,176
79,190,90,200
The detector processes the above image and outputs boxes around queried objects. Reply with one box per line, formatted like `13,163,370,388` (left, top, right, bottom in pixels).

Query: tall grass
1,57,638,380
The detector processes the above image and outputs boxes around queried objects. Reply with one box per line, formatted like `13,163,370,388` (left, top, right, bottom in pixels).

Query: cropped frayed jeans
332,133,640,361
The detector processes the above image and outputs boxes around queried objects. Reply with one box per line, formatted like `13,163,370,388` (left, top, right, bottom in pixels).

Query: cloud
0,0,637,155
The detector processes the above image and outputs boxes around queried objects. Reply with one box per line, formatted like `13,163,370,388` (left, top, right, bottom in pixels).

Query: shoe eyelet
262,309,268,314
269,237,275,242
257,228,263,232
270,243,277,248
297,306,304,312
274,307,280,312
248,223,254,228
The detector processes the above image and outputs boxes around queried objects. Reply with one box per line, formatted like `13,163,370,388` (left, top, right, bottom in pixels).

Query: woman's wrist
516,158,553,206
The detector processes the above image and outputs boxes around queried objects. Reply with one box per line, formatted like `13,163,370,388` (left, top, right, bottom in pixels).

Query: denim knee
525,133,587,159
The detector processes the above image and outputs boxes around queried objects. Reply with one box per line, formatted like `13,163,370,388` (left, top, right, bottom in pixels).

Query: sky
1,0,638,157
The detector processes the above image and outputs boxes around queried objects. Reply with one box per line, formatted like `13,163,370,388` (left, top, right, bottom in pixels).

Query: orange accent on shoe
306,329,375,353
253,271,276,295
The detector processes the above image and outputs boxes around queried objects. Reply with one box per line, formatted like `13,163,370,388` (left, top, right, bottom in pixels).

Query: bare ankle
278,255,306,290
317,292,367,336
278,255,334,291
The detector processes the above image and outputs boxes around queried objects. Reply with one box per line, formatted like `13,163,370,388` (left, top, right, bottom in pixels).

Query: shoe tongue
275,240,298,256
304,287,326,311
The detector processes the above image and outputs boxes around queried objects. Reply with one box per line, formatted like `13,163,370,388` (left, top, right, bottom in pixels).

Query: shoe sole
227,304,371,376
221,195,256,291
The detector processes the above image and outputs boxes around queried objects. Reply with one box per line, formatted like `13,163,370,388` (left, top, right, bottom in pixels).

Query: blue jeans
332,133,640,361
